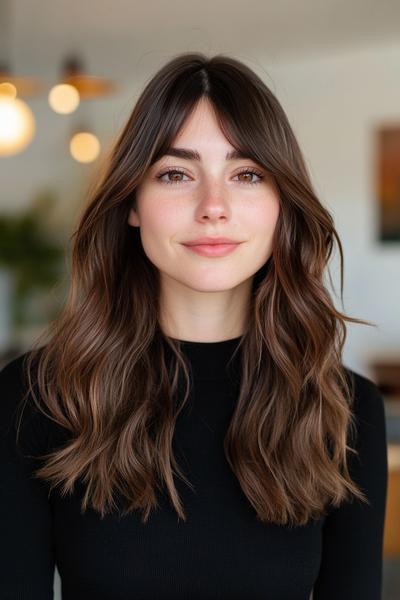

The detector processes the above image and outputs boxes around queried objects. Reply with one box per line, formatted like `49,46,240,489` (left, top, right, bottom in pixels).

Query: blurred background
0,0,399,598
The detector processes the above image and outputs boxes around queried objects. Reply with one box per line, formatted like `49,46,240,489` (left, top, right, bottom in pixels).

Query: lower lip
183,243,241,257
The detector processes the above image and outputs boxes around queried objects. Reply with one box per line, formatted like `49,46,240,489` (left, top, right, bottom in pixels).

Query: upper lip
183,237,242,246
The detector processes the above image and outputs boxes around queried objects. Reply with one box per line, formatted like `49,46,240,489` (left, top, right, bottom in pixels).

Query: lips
183,237,241,246
183,242,241,257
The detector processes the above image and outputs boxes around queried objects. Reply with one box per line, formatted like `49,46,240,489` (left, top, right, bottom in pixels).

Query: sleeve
0,354,55,599
312,369,388,600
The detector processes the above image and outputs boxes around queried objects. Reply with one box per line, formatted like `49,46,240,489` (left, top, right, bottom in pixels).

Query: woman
0,52,388,599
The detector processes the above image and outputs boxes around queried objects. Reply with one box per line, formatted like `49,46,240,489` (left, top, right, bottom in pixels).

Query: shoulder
0,350,33,418
1,349,32,388
0,348,45,410
343,366,387,434
0,348,52,458
342,366,388,489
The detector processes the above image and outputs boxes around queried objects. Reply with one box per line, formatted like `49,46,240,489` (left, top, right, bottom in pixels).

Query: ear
127,206,140,227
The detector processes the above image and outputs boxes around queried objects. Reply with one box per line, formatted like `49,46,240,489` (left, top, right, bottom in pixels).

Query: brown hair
19,52,374,526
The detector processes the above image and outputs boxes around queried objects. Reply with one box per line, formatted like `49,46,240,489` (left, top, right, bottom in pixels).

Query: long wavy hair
19,52,374,526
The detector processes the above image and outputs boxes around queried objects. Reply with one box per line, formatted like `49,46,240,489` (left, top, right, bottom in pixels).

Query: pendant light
48,55,117,116
0,0,40,156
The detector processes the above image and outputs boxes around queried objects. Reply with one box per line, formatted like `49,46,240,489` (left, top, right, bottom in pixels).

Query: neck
158,275,252,343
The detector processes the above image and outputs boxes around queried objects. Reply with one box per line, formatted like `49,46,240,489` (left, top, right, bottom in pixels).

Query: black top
0,337,388,599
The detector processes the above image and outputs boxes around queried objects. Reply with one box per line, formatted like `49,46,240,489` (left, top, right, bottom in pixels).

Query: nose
194,181,231,223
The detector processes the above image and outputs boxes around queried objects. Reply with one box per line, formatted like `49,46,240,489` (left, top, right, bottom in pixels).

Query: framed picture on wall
377,126,400,242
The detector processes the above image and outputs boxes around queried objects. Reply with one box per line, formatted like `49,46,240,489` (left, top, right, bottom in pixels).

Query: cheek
269,202,280,234
246,196,280,262
137,196,184,256
138,192,175,232
248,194,280,237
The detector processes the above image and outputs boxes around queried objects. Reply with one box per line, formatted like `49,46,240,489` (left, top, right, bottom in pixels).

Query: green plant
0,192,65,326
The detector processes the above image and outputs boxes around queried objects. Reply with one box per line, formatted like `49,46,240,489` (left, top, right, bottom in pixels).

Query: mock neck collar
163,335,243,382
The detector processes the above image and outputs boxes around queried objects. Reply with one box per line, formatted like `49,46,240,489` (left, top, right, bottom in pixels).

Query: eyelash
156,168,265,186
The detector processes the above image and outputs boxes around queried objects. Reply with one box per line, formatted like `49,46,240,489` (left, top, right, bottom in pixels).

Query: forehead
153,98,255,163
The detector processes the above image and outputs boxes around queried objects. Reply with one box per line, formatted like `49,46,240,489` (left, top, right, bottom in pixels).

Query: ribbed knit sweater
0,337,388,599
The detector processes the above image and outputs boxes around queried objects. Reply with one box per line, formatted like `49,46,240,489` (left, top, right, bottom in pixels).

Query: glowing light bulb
0,82,17,99
69,131,100,163
48,83,80,114
0,95,35,156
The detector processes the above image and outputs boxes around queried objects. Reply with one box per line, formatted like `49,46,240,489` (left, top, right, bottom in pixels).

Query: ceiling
1,0,399,82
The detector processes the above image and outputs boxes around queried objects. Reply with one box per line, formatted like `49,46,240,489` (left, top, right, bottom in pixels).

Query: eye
155,167,265,185
234,169,264,185
156,169,191,185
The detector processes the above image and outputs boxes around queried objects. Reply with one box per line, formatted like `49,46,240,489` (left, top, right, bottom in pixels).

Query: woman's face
128,97,280,294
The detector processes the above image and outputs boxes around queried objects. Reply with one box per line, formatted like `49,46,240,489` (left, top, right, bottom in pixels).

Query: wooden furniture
370,358,400,558
384,444,400,556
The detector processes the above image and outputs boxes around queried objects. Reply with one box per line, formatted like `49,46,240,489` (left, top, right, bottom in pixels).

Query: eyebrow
158,147,251,161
